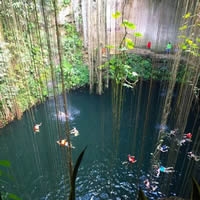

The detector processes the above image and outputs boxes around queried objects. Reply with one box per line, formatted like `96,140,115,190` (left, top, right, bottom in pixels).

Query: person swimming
144,179,158,191
157,144,169,152
184,132,192,139
33,123,42,133
122,154,137,165
70,127,79,136
56,139,75,148
156,166,174,177
167,129,178,137
128,154,137,163
187,152,200,161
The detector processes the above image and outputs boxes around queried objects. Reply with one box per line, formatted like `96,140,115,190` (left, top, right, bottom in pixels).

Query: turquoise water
0,81,199,199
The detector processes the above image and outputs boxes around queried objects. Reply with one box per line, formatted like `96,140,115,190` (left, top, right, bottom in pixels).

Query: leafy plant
137,189,148,200
100,11,143,88
0,160,21,200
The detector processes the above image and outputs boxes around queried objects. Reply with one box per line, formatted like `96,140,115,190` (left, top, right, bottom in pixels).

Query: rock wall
74,0,197,51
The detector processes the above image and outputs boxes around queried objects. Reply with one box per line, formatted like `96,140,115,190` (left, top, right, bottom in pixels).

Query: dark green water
0,81,199,200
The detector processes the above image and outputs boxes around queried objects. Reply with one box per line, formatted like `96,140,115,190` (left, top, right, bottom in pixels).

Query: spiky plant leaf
7,194,21,200
137,189,148,200
191,177,200,200
69,147,87,200
0,160,11,167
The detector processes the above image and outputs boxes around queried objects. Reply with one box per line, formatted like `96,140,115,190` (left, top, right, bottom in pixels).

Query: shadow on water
0,81,199,199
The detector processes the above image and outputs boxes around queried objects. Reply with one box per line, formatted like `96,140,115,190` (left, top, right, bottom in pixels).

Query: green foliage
179,25,188,31
103,13,143,88
0,160,11,167
63,0,71,5
179,13,200,57
55,24,89,90
134,32,143,37
0,160,21,200
125,38,135,49
121,20,136,30
112,11,121,19
183,12,191,19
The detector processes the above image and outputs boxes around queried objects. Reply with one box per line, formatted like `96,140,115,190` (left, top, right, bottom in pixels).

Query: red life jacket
128,155,136,163
186,133,192,139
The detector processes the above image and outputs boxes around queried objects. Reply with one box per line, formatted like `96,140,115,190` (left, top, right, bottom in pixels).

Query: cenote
0,81,199,200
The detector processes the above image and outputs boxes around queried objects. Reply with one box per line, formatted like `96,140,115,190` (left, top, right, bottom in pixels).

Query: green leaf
179,25,188,31
178,35,186,39
99,65,105,69
7,193,21,200
121,20,136,30
196,37,200,42
183,12,191,19
0,160,11,167
137,189,148,200
125,38,135,49
125,38,132,43
112,11,121,19
185,39,193,45
134,32,143,37
105,45,115,49
0,169,2,176
181,44,187,50
69,147,87,200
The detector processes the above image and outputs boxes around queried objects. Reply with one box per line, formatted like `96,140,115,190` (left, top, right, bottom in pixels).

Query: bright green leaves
178,35,186,39
185,39,193,45
107,13,141,88
125,38,135,49
179,25,188,31
134,32,143,37
183,12,191,19
105,45,115,49
7,194,22,200
0,160,11,167
112,11,121,19
181,44,187,50
121,20,136,30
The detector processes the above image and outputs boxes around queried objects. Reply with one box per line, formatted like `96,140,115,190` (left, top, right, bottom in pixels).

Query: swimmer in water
58,111,69,118
122,154,137,165
156,166,174,177
187,152,200,161
128,154,137,163
144,179,158,191
184,132,192,139
167,129,178,137
33,123,42,133
70,127,79,136
157,144,169,152
56,139,75,148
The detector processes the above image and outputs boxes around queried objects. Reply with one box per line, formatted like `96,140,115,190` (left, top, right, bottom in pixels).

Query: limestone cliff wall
72,0,197,51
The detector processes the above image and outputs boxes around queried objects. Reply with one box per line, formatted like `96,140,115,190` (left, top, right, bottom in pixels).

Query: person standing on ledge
147,41,151,49
166,42,172,54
